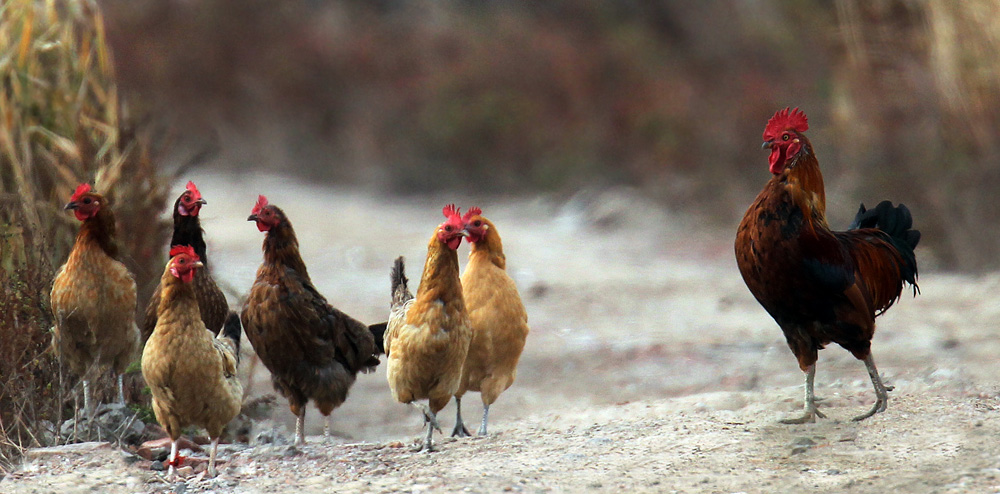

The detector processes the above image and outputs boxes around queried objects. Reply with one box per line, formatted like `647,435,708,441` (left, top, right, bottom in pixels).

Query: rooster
141,181,228,343
50,183,140,413
142,246,243,478
735,108,920,423
451,208,529,437
384,205,472,451
241,195,379,445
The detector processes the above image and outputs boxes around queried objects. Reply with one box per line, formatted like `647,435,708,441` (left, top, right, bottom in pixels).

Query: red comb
252,195,269,215
763,107,809,140
442,204,462,220
70,183,92,202
462,207,482,222
185,181,201,199
169,245,199,261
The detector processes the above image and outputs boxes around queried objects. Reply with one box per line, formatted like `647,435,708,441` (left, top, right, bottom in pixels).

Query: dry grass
0,0,171,475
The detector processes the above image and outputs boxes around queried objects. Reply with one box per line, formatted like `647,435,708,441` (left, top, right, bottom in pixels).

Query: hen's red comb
462,207,482,222
70,183,92,202
185,181,201,200
252,195,269,215
169,245,199,261
442,204,462,220
763,107,809,140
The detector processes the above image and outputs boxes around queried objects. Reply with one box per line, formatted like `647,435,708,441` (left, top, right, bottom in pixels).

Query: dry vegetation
0,0,171,474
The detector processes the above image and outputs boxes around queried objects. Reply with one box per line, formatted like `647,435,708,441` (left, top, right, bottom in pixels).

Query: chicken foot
166,438,178,479
780,364,826,424
478,404,490,436
411,402,441,452
451,397,471,437
852,353,890,421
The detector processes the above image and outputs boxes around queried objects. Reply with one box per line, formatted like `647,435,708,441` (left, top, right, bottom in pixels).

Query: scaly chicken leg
166,438,178,479
208,437,221,477
853,354,890,421
117,374,125,405
451,396,471,437
780,363,826,424
478,404,490,436
294,407,306,446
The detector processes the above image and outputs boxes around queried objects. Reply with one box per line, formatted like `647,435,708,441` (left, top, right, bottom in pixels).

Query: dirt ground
4,173,1000,493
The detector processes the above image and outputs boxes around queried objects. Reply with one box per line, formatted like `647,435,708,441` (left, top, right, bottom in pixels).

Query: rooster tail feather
221,311,242,366
847,201,921,312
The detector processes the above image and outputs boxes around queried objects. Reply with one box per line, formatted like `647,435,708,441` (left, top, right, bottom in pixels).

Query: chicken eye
782,134,790,141
473,221,482,227
82,198,92,204
445,225,453,232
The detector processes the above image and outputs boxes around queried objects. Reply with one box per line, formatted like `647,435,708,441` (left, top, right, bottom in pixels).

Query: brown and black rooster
241,195,380,445
735,108,920,423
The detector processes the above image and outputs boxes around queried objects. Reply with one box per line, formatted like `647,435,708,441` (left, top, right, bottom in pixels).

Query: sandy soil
4,173,1000,493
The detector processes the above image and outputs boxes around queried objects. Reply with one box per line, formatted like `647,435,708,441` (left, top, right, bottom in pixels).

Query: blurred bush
0,0,170,472
100,0,1000,270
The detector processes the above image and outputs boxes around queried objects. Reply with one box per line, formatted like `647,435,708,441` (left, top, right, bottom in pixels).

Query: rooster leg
780,364,826,424
294,407,306,446
451,397,471,437
207,437,220,478
323,416,331,443
477,404,490,436
853,353,889,421
410,402,440,452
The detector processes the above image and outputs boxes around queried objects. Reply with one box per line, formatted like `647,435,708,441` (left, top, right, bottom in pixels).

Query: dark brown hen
240,195,379,445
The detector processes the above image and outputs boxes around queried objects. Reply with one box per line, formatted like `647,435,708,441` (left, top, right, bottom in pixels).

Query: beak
459,229,470,237
247,214,258,222
192,261,205,269
64,201,78,210
196,198,207,206
762,140,774,151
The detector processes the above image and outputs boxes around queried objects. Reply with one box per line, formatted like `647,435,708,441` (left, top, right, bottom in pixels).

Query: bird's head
177,181,207,217
762,107,810,175
64,183,105,221
438,204,468,250
461,207,490,244
168,245,203,283
247,195,282,232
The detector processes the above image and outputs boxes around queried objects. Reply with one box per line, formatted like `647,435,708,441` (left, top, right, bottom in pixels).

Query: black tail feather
369,321,387,355
222,311,242,366
850,200,920,294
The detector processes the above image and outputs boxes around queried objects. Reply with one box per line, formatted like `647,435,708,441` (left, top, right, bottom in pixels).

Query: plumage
735,108,920,423
384,205,472,451
142,181,228,343
142,247,243,478
50,183,140,412
452,210,529,437
240,196,378,444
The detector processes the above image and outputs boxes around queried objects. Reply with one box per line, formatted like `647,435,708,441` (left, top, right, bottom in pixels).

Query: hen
735,108,920,423
384,205,471,451
241,195,379,445
141,181,228,343
142,246,243,478
50,183,140,413
452,208,529,437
